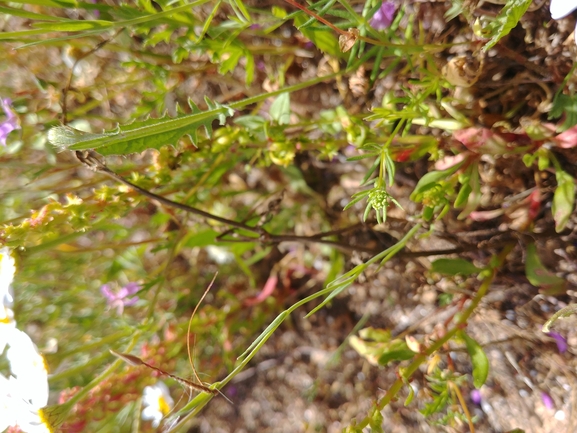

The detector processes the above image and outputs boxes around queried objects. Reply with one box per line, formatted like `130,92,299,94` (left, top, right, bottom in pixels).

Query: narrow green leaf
404,382,415,406
431,258,482,276
525,242,566,295
6,0,78,7
0,5,71,21
552,168,575,232
32,20,112,31
460,331,489,388
457,163,481,219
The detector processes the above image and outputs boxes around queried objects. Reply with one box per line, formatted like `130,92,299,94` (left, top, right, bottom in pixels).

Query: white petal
550,0,577,20
5,328,49,407
0,248,15,310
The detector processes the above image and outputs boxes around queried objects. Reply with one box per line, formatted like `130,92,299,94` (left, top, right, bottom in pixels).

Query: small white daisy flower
142,382,174,428
0,325,51,433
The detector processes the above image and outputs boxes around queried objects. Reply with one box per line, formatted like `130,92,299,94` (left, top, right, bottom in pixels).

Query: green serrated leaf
460,331,489,388
482,0,532,51
552,168,575,232
431,258,482,276
542,304,577,332
47,98,234,155
525,242,566,295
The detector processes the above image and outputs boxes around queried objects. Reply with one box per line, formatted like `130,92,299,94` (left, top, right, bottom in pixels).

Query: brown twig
110,350,217,395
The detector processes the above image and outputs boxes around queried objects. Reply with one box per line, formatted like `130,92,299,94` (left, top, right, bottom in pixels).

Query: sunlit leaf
460,331,489,388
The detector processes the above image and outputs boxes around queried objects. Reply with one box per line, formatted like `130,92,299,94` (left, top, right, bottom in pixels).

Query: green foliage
431,258,483,276
420,369,467,417
552,167,576,232
481,0,533,51
460,331,489,388
349,327,416,367
549,94,577,130
48,98,234,155
0,0,570,431
525,242,567,295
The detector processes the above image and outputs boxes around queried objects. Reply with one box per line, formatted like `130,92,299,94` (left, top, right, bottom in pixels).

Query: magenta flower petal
549,331,568,353
470,389,482,405
0,98,20,147
541,392,555,410
123,297,139,307
101,282,140,313
370,2,396,31
100,284,115,301
123,282,140,295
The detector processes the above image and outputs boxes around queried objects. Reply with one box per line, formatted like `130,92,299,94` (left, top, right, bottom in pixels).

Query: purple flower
369,2,396,31
541,392,555,410
548,331,568,353
0,98,20,147
470,389,482,405
101,282,140,314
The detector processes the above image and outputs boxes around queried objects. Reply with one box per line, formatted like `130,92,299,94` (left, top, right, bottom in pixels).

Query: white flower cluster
0,248,51,433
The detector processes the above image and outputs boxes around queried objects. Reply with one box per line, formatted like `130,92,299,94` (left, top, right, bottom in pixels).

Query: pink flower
0,98,20,147
548,331,568,353
541,392,555,410
370,2,396,31
100,282,140,314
